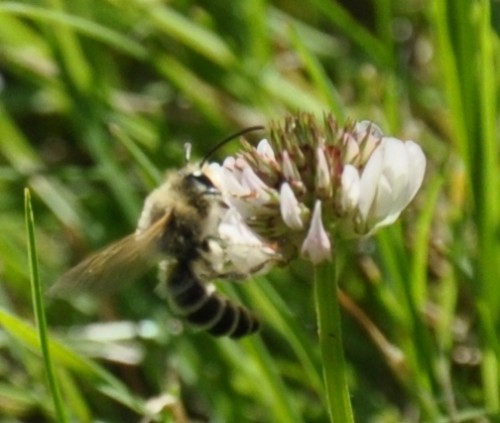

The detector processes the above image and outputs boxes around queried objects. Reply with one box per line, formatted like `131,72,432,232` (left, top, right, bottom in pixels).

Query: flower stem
314,260,354,423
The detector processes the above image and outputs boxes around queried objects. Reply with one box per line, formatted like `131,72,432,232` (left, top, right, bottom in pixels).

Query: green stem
314,260,354,423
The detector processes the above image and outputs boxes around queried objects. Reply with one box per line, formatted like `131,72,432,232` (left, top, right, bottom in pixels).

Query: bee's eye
189,172,218,194
192,173,213,186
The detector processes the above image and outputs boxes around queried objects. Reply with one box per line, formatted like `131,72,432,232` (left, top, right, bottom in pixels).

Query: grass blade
24,188,68,423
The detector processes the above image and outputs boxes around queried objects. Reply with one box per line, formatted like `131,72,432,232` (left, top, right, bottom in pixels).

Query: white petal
358,144,384,221
219,208,263,246
241,166,271,202
280,182,303,230
218,209,280,276
378,139,422,215
340,165,360,212
241,165,266,189
222,167,250,196
315,146,331,194
256,138,276,161
371,137,410,221
281,150,301,181
357,137,426,232
234,157,250,172
301,201,332,264
223,156,235,166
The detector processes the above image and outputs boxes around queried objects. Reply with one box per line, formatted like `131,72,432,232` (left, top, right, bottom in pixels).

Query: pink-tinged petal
240,166,272,203
222,167,251,196
234,156,250,172
223,156,247,185
301,201,332,264
223,156,236,169
256,139,276,161
340,165,360,213
280,182,303,230
241,166,267,190
315,146,332,196
281,150,301,181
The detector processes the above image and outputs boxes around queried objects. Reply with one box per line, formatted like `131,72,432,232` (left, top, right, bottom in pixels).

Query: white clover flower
212,113,426,264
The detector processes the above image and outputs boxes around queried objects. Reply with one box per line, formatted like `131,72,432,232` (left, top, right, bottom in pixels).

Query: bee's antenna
199,125,265,167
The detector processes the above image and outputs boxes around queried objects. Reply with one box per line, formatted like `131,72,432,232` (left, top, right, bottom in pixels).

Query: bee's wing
49,212,171,298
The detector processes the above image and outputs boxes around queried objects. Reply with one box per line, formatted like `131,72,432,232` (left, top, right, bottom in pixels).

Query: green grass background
1,0,499,422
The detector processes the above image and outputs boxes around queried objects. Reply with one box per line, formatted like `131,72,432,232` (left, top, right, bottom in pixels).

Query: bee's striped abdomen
167,261,260,339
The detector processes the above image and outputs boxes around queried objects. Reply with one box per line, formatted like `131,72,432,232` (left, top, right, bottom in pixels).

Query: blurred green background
1,0,499,422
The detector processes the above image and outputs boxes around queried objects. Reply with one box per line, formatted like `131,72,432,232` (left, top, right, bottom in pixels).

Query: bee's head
179,125,265,200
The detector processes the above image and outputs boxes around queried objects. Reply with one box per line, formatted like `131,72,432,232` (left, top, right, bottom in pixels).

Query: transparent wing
49,212,171,298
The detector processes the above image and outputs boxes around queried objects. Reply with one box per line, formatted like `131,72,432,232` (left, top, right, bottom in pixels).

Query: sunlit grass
0,0,499,421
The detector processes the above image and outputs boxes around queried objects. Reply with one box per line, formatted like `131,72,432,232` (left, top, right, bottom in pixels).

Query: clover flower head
212,113,426,265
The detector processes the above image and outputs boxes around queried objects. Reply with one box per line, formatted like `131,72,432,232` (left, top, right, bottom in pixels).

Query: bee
51,127,278,339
